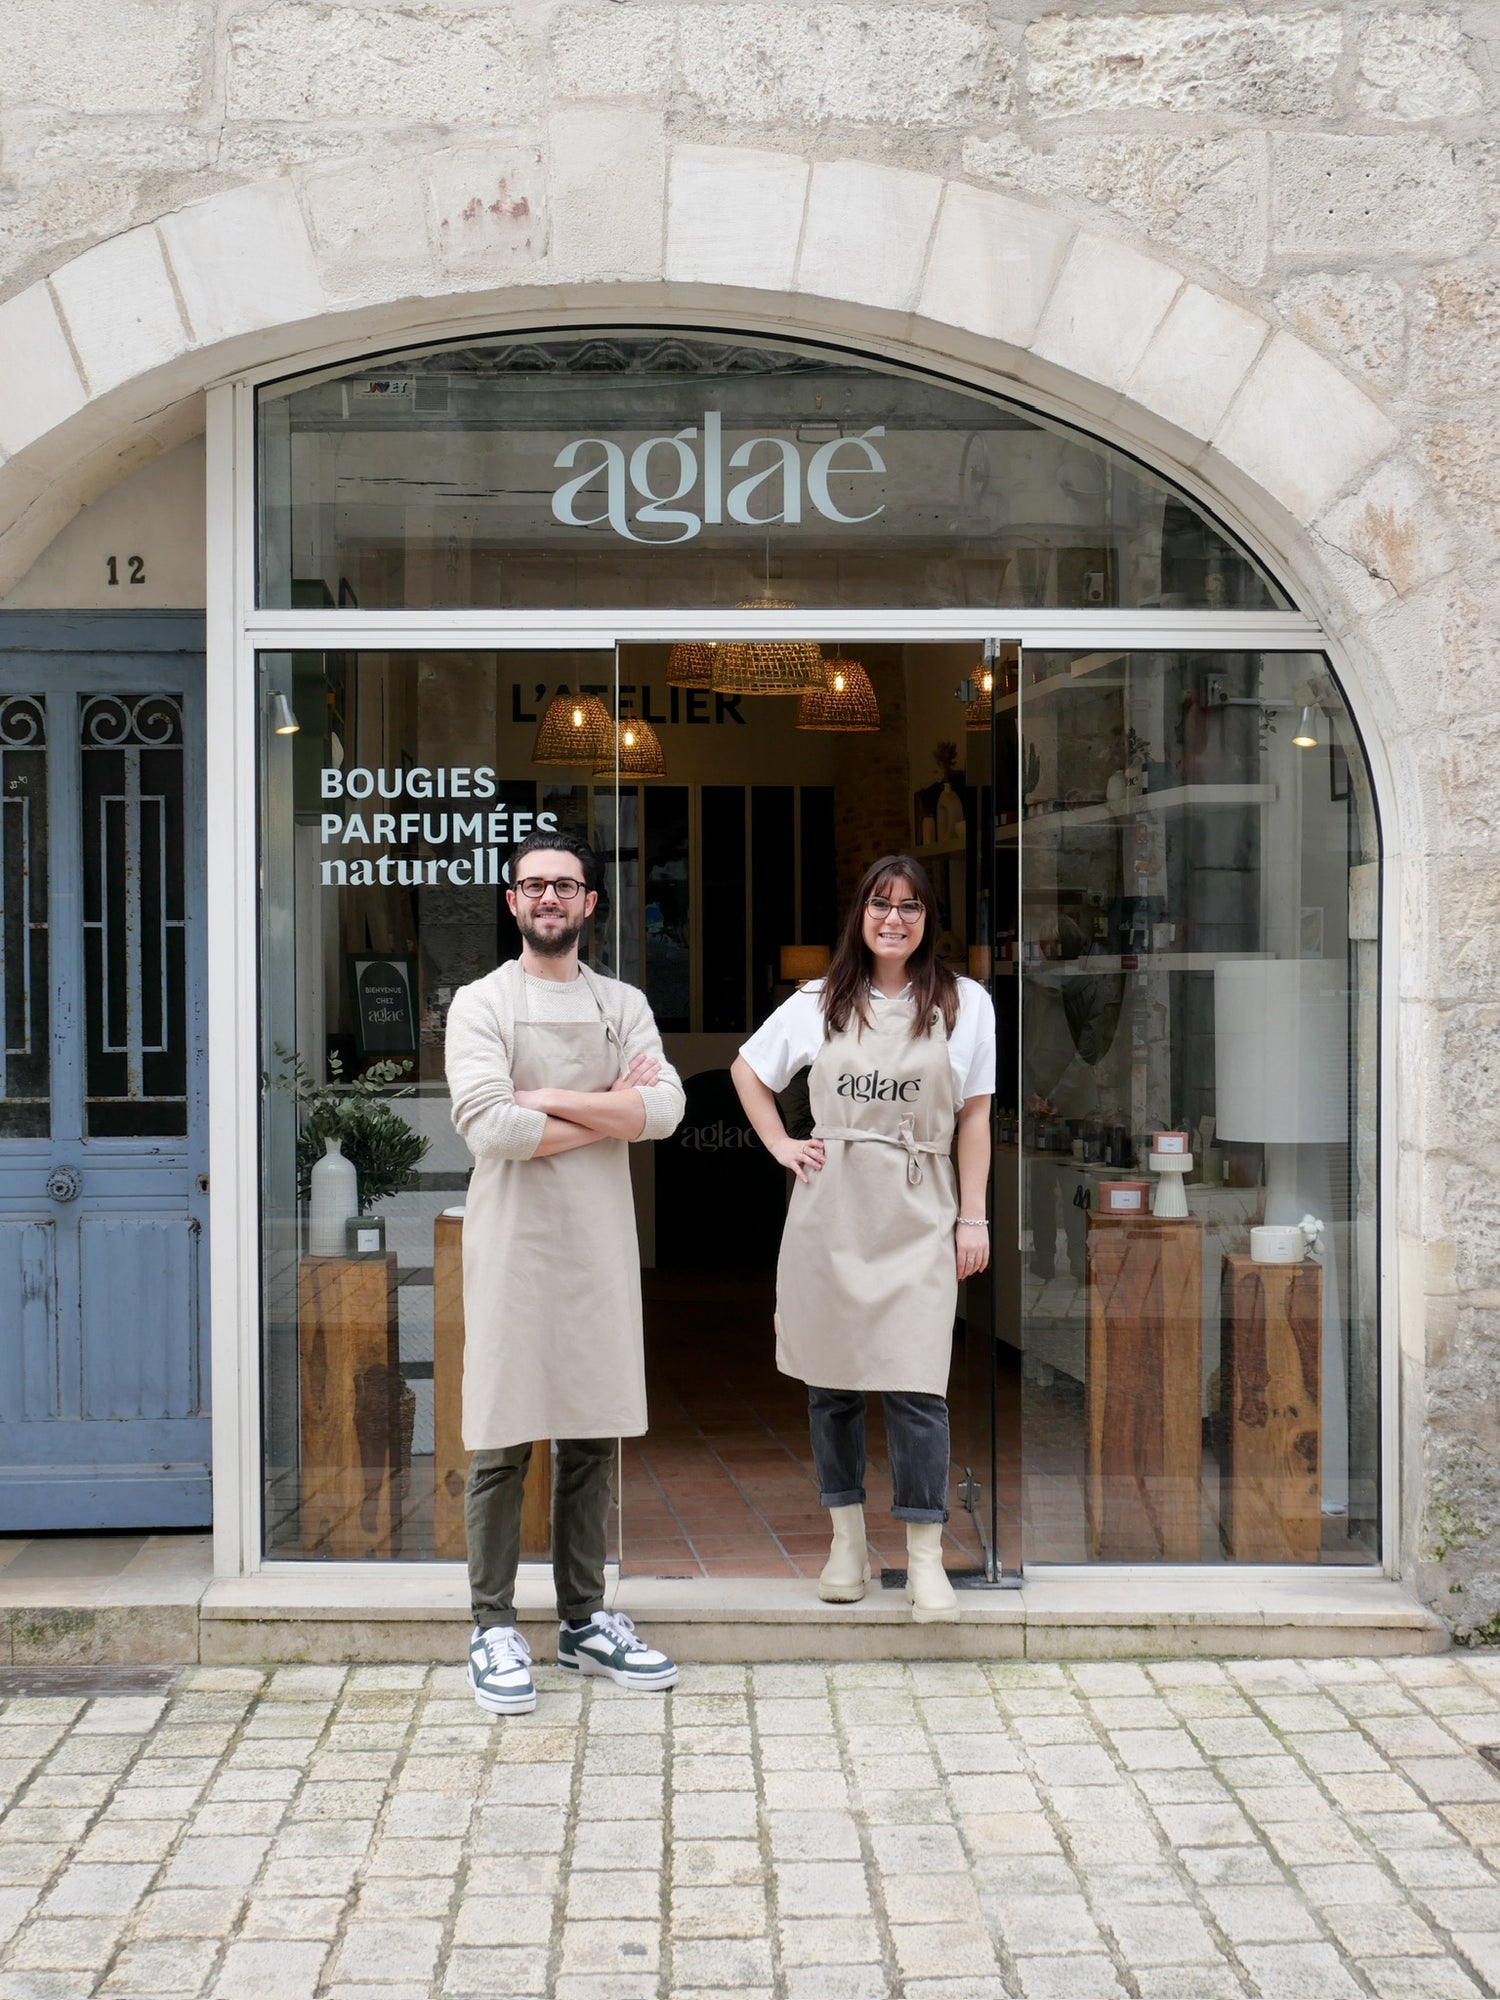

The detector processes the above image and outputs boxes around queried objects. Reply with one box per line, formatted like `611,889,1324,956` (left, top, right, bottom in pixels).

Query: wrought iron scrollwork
80,694,183,748
0,696,45,746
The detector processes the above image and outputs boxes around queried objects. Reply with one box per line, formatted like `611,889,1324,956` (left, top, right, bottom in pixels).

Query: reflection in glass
257,331,1288,615
1013,651,1379,1564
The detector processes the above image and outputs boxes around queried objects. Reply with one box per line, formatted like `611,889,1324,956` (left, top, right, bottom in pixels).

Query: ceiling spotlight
270,691,300,736
1293,705,1319,749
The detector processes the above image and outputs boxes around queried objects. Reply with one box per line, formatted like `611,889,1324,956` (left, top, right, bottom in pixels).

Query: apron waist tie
814,1117,947,1186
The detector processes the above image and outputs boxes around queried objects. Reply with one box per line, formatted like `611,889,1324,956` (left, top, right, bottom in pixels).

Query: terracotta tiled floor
622,1269,998,1581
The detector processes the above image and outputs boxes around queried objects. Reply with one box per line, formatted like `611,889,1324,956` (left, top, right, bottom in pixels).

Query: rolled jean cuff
891,1503,949,1525
819,1485,866,1509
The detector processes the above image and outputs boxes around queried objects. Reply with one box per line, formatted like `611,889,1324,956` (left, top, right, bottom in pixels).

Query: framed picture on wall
348,953,418,1060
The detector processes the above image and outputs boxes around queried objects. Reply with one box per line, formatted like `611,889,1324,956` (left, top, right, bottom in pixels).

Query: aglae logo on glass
551,412,887,543
836,1071,921,1103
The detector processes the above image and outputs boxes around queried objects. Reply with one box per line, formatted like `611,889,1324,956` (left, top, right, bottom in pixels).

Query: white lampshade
1214,959,1347,1143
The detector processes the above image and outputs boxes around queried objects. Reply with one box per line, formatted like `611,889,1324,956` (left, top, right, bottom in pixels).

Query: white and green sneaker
557,1610,678,1690
467,1624,536,1714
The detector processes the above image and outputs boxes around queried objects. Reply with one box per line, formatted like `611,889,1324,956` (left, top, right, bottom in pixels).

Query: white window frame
206,346,1402,1587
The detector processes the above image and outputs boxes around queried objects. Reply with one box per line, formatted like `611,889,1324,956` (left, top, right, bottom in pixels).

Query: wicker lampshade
712,600,825,695
665,642,716,689
595,717,666,779
532,693,613,765
796,655,880,732
965,660,996,733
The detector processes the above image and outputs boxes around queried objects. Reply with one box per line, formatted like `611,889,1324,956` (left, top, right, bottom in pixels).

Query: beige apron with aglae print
461,959,647,1450
775,988,958,1395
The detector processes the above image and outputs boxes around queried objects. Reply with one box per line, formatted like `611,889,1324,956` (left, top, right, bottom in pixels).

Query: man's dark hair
509,828,600,894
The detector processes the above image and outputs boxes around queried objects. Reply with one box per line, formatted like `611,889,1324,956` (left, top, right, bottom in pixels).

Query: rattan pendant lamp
796,654,881,732
596,717,667,779
964,660,996,733
711,599,825,695
665,642,716,689
531,690,613,765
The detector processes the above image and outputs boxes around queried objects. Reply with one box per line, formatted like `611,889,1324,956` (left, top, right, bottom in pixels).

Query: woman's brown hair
820,854,960,1043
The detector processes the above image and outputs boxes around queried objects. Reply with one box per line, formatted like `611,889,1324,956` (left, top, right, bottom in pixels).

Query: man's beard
517,906,588,958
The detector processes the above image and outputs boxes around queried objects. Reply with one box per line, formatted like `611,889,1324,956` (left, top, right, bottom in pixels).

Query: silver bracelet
956,1215,989,1228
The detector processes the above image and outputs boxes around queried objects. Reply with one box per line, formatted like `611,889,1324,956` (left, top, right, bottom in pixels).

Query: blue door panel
80,1215,202,1421
0,627,209,1531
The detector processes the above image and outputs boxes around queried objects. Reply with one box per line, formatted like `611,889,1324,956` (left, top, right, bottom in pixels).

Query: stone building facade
0,2,1496,1635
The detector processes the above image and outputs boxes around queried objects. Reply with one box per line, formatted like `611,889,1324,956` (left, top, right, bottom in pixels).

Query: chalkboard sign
349,953,417,1058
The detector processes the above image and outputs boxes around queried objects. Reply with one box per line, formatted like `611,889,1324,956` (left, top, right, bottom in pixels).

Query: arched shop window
253,329,1378,1575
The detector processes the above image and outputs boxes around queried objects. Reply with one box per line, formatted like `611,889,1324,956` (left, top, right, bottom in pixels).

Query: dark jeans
807,1387,951,1524
466,1438,614,1628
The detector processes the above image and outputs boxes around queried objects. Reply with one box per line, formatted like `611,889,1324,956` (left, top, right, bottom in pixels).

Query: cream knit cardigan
446,959,685,1163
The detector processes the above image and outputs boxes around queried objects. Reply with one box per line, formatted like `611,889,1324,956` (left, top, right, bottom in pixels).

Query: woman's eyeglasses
867,896,925,923
516,876,587,901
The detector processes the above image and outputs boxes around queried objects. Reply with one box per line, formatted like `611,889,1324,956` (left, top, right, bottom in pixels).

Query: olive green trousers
465,1438,615,1629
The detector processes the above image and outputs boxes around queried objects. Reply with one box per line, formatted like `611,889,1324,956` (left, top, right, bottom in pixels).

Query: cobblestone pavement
0,1653,1499,1999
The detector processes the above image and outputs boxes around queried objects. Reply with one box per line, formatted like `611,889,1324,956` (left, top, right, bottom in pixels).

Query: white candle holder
1149,1150,1193,1218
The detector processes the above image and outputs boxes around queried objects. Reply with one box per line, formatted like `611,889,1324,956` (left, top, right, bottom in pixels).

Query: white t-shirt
738,977,997,1107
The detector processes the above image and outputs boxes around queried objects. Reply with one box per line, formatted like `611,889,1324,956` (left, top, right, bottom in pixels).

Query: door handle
46,1165,82,1203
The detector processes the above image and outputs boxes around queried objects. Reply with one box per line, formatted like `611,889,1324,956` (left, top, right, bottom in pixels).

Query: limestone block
0,167,140,298
1315,461,1454,607
550,108,664,283
1,108,209,181
1125,284,1268,443
1024,10,1340,118
1031,233,1182,394
677,4,1007,127
160,184,326,347
1274,272,1406,388
1213,332,1399,522
796,160,942,315
1410,272,1500,399
428,144,546,282
919,185,1071,354
226,3,544,123
550,4,676,100
50,227,189,399
1428,855,1500,1001
1365,577,1500,736
1270,135,1484,258
1430,713,1500,860
666,144,805,291
301,158,437,308
0,284,86,457
1356,12,1484,121
1416,417,1500,540
0,0,211,116
961,132,1266,288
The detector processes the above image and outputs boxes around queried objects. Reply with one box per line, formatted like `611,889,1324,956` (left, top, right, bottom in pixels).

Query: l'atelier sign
551,413,887,543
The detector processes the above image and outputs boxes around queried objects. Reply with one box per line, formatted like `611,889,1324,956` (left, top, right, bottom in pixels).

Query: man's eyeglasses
516,876,587,901
867,896,925,923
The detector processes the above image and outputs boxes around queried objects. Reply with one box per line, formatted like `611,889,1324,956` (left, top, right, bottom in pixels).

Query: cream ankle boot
905,1522,959,1623
818,1504,871,1603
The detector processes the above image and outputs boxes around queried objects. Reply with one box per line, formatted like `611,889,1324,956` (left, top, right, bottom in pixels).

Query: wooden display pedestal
1221,1255,1323,1562
1085,1213,1203,1561
433,1212,552,1561
298,1253,404,1557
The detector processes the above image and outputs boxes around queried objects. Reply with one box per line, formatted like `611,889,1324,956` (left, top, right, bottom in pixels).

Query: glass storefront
253,330,1378,1575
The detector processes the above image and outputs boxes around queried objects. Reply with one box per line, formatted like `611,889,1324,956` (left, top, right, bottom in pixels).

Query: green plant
267,1045,430,1212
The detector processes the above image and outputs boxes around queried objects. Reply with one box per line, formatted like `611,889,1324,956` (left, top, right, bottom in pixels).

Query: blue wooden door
0,638,209,1529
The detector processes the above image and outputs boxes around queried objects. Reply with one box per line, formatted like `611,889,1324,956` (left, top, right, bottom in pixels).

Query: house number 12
105,556,146,585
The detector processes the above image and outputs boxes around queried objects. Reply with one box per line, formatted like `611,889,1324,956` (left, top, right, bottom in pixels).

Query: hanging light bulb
1293,704,1320,749
532,692,612,765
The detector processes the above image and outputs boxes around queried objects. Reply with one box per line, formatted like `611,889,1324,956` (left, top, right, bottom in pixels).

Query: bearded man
444,831,684,1715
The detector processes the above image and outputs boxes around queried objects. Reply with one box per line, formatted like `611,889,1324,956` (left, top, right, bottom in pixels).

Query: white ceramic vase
936,782,965,840
309,1133,358,1256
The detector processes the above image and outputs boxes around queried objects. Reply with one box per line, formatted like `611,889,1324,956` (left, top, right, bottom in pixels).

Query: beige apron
775,989,958,1395
460,960,647,1449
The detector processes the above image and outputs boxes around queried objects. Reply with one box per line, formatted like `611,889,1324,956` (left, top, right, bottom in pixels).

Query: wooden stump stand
1085,1213,1203,1561
1221,1255,1323,1562
433,1211,551,1561
297,1253,401,1557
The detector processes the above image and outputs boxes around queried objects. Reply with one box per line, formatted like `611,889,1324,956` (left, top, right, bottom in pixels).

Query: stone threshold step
0,1568,1448,1665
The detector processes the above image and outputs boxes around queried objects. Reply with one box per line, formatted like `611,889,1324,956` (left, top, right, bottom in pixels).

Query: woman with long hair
731,855,995,1622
